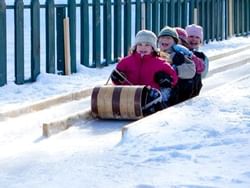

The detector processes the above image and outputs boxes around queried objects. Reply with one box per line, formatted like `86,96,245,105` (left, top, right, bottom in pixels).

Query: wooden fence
0,0,249,86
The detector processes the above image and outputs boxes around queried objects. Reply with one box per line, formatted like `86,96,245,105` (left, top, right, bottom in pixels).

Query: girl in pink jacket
185,24,209,97
111,29,178,112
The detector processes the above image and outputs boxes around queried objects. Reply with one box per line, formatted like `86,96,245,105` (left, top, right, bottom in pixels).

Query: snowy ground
0,36,250,188
1,36,250,112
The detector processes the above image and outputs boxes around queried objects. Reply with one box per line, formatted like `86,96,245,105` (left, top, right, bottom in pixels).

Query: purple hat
175,27,188,45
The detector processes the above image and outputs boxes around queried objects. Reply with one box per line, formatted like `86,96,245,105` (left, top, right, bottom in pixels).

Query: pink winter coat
191,55,205,74
116,52,178,89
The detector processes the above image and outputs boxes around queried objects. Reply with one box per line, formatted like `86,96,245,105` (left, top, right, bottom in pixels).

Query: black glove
172,52,185,66
154,71,172,88
193,51,206,60
111,69,126,84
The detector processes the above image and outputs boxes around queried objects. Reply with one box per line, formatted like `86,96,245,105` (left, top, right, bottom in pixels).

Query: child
111,29,178,113
186,24,209,78
175,27,205,76
158,26,196,105
175,27,190,47
186,24,209,96
175,27,205,97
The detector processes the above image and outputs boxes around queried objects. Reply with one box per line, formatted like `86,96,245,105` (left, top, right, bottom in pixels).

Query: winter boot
142,88,163,116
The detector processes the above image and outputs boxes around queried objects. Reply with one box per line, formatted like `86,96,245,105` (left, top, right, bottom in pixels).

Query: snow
1,34,250,187
1,36,250,111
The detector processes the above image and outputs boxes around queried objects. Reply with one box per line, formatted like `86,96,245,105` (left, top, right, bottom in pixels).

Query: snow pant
167,78,193,106
142,88,164,116
191,74,203,97
177,78,194,103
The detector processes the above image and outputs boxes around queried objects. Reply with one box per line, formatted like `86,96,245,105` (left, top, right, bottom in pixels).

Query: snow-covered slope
0,48,250,187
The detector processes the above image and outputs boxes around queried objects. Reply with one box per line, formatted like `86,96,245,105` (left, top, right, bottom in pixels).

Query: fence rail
0,0,250,86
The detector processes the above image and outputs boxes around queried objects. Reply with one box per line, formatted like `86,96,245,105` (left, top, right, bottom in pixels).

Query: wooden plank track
43,109,92,137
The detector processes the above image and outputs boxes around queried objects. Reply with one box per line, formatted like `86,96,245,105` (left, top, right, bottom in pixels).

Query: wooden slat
43,109,92,137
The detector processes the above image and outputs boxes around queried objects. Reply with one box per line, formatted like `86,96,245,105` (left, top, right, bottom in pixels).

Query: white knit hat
133,30,158,52
185,24,204,42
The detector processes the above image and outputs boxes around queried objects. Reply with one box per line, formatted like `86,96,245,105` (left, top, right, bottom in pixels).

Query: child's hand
173,44,193,58
111,69,126,84
154,71,172,88
172,52,185,66
193,51,206,60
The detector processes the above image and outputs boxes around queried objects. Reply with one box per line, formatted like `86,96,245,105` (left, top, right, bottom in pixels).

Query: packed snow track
0,50,250,152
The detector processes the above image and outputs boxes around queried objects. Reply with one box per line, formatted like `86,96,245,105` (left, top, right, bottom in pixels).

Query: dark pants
191,74,203,97
141,87,164,116
177,79,194,103
168,78,193,106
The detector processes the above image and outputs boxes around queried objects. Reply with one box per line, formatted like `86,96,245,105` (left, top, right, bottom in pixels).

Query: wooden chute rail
42,85,158,137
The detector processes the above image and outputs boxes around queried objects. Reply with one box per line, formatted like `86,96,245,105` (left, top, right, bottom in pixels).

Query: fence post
0,0,6,86
160,0,167,29
92,0,101,67
144,0,151,30
181,0,188,27
46,0,55,73
189,0,195,24
56,7,66,74
68,0,76,73
247,0,250,34
141,1,145,29
224,0,229,40
104,0,112,65
215,0,220,40
193,8,198,24
223,0,226,38
241,0,245,34
114,0,122,60
176,0,181,26
234,0,240,36
135,0,141,32
124,0,131,56
239,0,243,34
211,0,215,41
80,0,90,67
64,17,71,75
233,0,236,35
205,0,210,43
243,0,247,34
14,0,24,84
205,0,212,42
152,0,159,34
195,0,200,24
31,0,40,81
169,0,175,26
216,0,222,41
201,0,206,32
228,0,233,36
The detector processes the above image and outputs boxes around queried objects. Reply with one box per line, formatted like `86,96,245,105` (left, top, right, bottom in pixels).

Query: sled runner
91,85,163,120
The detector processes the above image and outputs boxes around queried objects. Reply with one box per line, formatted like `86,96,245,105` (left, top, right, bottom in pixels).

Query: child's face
187,35,201,49
158,36,175,52
136,42,154,56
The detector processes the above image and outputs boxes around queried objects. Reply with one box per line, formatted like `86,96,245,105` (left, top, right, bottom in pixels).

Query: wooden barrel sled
91,85,162,120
